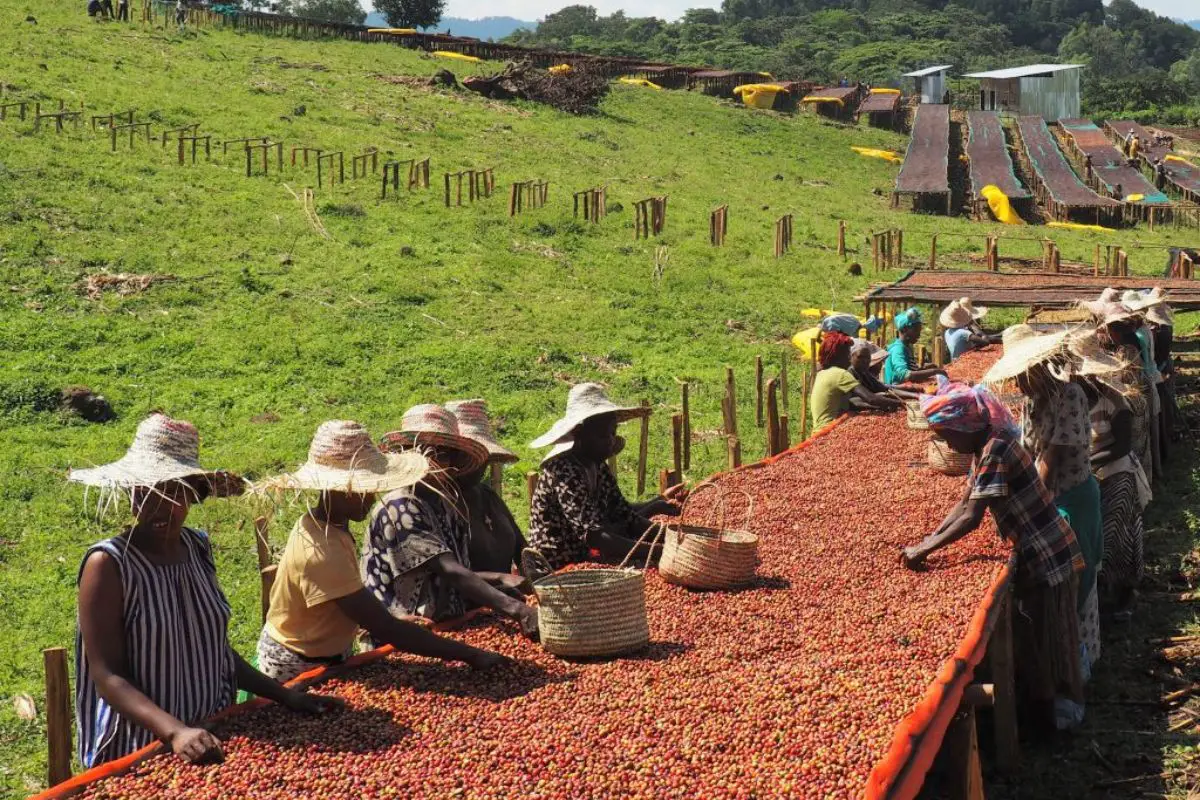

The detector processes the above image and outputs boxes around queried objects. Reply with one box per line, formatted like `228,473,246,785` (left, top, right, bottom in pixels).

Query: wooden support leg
680,382,691,471
990,591,1019,773
636,400,651,496
944,707,986,800
44,647,72,787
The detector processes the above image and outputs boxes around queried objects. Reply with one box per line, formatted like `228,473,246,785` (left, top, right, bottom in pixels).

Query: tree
374,0,444,29
295,0,366,23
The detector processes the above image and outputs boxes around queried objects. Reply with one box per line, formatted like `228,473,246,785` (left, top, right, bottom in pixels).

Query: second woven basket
659,487,759,590
927,435,972,476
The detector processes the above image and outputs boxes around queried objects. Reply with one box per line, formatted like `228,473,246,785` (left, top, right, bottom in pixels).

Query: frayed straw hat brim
381,431,489,474
68,457,215,489
254,450,430,494
531,406,647,449
983,330,1072,384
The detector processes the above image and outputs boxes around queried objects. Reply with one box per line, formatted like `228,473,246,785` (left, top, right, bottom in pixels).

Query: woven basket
659,487,759,591
927,436,972,476
523,550,649,659
906,401,929,430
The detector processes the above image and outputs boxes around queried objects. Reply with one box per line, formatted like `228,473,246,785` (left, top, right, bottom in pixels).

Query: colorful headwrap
894,307,923,332
919,377,1018,437
818,331,854,369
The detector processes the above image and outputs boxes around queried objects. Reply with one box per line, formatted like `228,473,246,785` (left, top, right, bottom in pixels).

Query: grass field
0,2,1196,795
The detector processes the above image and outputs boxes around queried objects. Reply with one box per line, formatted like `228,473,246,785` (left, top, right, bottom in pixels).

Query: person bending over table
528,383,687,571
939,297,1001,361
70,414,339,768
256,420,507,683
884,308,947,385
849,341,921,402
810,332,901,430
899,385,1085,735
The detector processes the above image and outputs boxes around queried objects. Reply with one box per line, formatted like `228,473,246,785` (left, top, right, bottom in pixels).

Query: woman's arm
79,552,223,764
232,653,341,713
901,497,987,568
850,385,903,411
1036,442,1064,485
334,588,514,661
904,366,948,383
429,554,539,637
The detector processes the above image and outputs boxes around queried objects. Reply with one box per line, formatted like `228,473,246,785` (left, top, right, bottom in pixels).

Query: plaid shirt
970,431,1084,587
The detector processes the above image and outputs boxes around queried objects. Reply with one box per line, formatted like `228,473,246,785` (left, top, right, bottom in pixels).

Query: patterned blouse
1025,382,1092,496
528,452,636,570
360,486,471,622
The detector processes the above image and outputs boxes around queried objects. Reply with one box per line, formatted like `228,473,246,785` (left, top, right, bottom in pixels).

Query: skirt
1014,574,1083,705
1079,587,1101,681
1099,471,1145,591
256,628,350,684
1055,476,1102,614
1129,382,1153,486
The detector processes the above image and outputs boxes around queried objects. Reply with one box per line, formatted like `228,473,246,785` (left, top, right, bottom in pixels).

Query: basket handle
681,484,755,535
521,548,554,583
617,520,667,571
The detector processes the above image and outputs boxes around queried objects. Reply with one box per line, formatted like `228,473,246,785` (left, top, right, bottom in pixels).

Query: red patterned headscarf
818,331,853,369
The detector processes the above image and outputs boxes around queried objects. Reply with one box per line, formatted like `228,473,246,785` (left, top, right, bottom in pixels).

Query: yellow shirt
264,515,363,658
810,366,860,431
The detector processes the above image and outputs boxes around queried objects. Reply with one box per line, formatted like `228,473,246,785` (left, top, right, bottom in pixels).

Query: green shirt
810,366,860,431
884,338,915,384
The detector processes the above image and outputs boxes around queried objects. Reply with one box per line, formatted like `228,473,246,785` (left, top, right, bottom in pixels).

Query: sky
425,0,1197,23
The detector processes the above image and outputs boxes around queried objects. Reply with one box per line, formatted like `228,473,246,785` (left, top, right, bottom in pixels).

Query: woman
255,420,507,683
362,405,538,636
1122,291,1165,476
445,399,528,575
1093,302,1155,486
849,341,920,401
884,308,947,385
69,414,339,768
810,332,902,430
939,297,1002,361
1142,289,1177,452
985,329,1102,678
528,383,686,570
899,385,1085,733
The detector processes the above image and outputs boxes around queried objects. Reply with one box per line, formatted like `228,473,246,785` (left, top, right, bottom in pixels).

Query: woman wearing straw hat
445,399,528,575
255,420,508,683
1090,301,1156,486
1141,288,1177,452
70,414,340,768
939,297,1001,362
901,384,1085,734
528,383,686,571
1122,290,1165,476
363,405,539,636
884,308,947,385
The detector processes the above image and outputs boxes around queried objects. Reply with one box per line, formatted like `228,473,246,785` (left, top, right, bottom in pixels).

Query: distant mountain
1174,18,1200,30
364,12,534,40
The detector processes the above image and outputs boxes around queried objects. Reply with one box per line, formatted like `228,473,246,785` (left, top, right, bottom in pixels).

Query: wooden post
671,413,683,479
43,647,71,787
636,399,651,496
779,413,789,451
895,229,903,266
929,234,938,268
489,462,502,493
765,378,780,456
755,356,764,427
680,382,691,471
526,471,539,505
780,353,789,414
798,372,809,441
990,592,1019,773
444,172,451,207
260,565,277,624
944,707,985,800
837,220,846,258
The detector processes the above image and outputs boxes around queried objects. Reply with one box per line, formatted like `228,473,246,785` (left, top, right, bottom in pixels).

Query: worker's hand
466,648,512,671
662,483,689,504
516,604,540,641
168,726,224,764
282,689,344,715
899,546,927,570
495,573,534,596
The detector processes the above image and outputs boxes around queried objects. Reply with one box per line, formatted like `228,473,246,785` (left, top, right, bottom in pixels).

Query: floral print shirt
528,453,636,570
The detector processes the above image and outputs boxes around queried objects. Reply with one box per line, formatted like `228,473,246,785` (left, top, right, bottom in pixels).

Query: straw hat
1067,330,1127,377
939,297,988,330
1137,287,1173,326
69,413,236,492
381,404,490,474
1098,287,1121,303
1001,324,1036,350
531,383,648,449
445,399,518,465
983,329,1072,384
259,420,429,494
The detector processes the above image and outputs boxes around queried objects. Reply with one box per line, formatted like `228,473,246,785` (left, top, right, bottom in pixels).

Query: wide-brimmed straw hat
939,297,988,330
1079,299,1140,326
445,399,518,464
1097,287,1122,303
984,329,1073,384
531,383,648,449
69,413,235,492
259,420,429,494
381,404,490,474
1001,324,1036,350
1141,288,1173,326
1067,330,1127,377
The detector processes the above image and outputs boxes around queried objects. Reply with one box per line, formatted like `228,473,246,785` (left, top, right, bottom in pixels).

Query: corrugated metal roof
903,65,953,77
964,64,1082,79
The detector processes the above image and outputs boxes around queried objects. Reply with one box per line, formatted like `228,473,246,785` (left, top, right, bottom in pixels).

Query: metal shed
962,64,1082,122
902,65,952,105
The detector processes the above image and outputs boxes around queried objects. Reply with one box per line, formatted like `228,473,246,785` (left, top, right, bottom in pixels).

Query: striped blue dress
75,527,237,767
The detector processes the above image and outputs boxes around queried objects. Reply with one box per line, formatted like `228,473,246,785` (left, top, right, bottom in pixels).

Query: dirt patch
510,240,565,261
78,272,176,300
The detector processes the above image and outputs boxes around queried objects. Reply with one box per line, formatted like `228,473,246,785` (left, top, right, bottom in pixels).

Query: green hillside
0,2,1192,795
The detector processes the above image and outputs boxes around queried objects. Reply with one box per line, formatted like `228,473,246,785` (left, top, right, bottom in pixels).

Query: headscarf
919,377,1018,438
818,331,853,369
818,313,862,337
895,307,923,332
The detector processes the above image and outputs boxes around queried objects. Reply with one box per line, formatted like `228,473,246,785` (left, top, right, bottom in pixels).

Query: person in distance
939,297,1001,362
809,331,902,431
884,308,946,385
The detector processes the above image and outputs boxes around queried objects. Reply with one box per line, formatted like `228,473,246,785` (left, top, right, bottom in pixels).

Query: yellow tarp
802,96,845,107
758,72,774,78
618,77,663,89
432,51,481,62
1124,193,1145,203
1165,155,1195,165
851,146,902,164
1047,221,1117,233
734,83,786,109
549,64,572,75
791,327,822,360
368,28,417,33
870,87,901,95
980,184,1023,225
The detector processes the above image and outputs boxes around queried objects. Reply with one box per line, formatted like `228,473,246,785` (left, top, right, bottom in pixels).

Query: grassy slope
0,2,1192,795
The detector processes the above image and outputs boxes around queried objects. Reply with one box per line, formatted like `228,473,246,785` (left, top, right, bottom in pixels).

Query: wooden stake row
1041,240,1061,273
161,123,200,146
573,186,607,223
382,157,431,198
351,148,379,179
177,134,211,164
509,179,548,216
445,168,494,207
249,141,285,178
871,228,903,270
710,204,728,246
92,109,135,130
109,121,152,151
775,214,794,257
634,196,668,239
